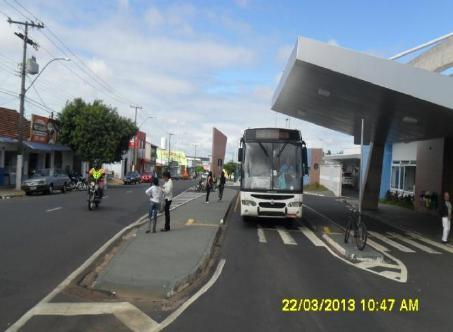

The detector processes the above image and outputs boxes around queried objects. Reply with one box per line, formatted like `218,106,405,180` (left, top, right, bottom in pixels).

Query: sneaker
146,230,150,234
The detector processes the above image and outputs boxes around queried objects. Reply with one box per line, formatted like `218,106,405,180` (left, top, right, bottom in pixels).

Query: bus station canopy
272,37,453,145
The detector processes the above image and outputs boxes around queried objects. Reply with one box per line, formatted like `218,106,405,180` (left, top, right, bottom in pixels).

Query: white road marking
153,259,226,332
299,226,324,246
366,238,389,252
257,226,267,243
34,302,158,331
322,234,346,255
103,195,109,199
387,232,441,254
406,232,453,254
369,231,415,253
6,187,202,332
322,234,408,283
46,207,62,213
276,227,297,245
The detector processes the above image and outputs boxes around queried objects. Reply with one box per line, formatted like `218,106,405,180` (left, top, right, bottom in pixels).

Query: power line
4,0,138,111
11,0,136,106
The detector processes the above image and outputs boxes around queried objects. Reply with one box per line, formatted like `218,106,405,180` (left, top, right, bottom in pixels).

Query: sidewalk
364,203,442,241
92,188,237,298
0,187,25,199
343,198,443,242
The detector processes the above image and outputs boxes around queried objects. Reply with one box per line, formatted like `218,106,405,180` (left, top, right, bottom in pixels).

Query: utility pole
130,105,143,172
8,18,44,190
168,133,174,171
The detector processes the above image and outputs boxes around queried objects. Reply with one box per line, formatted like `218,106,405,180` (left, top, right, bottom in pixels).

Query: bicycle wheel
355,222,368,250
344,218,353,243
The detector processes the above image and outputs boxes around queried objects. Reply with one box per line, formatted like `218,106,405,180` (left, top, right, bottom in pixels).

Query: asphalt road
163,194,453,332
0,179,196,331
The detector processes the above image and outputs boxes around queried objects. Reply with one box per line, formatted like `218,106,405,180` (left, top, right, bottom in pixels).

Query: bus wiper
258,142,269,158
277,143,288,158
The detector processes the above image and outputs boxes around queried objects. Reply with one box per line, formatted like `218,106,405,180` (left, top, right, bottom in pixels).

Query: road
163,194,453,332
0,179,195,331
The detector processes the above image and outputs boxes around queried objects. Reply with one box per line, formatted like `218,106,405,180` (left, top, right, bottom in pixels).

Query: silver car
22,169,70,195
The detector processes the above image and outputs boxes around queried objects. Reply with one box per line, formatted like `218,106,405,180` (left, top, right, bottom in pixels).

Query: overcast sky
0,0,452,158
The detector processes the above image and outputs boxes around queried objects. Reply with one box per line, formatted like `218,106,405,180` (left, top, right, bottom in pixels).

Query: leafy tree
223,161,238,177
58,98,137,163
194,165,205,173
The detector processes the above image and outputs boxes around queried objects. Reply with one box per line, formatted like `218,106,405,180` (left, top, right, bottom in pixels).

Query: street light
168,133,174,170
138,116,154,128
15,57,70,190
26,57,70,92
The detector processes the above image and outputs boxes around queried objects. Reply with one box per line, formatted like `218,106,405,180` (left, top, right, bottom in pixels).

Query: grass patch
304,183,328,192
379,198,414,210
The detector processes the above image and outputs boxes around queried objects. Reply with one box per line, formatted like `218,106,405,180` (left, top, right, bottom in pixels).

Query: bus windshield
242,142,302,191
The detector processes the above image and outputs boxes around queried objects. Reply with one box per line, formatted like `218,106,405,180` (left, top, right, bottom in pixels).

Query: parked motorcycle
87,181,102,210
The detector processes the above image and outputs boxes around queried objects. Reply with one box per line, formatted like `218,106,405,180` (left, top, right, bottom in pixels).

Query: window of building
390,160,416,195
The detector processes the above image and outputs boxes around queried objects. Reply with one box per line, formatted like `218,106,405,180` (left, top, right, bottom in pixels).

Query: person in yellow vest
88,160,106,197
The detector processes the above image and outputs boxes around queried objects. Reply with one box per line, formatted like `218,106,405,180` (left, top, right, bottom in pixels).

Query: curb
303,204,384,264
71,187,203,292
170,189,238,297
0,191,25,200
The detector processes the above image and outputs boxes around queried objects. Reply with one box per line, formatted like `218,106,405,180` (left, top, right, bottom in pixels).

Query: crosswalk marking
257,226,267,243
276,227,297,245
369,231,415,253
299,226,324,246
406,232,453,254
366,238,389,252
387,232,441,254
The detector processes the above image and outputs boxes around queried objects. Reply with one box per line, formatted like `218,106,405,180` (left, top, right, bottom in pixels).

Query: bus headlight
288,201,303,207
242,200,257,206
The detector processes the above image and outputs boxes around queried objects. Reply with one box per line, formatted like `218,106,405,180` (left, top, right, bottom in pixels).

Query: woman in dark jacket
440,192,452,243
205,171,213,204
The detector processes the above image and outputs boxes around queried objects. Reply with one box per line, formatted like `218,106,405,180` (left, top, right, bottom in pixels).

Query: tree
194,165,205,173
58,98,137,163
223,161,238,177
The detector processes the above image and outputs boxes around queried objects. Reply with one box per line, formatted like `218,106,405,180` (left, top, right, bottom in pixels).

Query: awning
23,141,72,152
324,154,360,161
272,37,453,144
0,136,17,144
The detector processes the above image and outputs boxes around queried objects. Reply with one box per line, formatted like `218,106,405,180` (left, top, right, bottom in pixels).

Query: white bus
238,128,308,221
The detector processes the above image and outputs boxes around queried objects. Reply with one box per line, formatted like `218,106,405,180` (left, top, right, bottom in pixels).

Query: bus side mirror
238,148,243,162
302,144,308,175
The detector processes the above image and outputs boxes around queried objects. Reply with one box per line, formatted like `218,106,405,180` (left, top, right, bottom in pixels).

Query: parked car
140,172,154,183
123,171,141,185
22,169,70,195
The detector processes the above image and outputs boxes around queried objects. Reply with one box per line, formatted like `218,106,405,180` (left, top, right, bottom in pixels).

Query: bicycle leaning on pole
343,200,368,251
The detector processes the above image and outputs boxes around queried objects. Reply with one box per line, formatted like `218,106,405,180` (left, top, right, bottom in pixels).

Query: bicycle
344,202,368,251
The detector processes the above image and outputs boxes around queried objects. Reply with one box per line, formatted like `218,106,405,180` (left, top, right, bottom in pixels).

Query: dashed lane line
257,225,267,243
387,232,441,254
276,227,297,245
369,231,415,253
366,238,389,252
299,226,324,246
46,207,62,213
406,231,453,254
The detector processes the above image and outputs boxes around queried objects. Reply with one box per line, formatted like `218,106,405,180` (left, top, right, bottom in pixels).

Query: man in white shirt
161,171,174,231
145,177,162,233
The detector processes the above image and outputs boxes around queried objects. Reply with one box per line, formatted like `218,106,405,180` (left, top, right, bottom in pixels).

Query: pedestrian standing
205,171,213,204
440,191,452,243
218,171,226,201
161,171,173,231
145,177,162,234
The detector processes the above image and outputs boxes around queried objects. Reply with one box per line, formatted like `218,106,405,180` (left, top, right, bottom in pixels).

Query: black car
123,171,141,185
